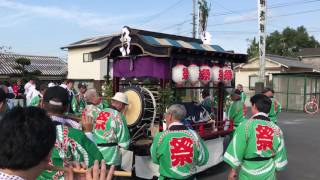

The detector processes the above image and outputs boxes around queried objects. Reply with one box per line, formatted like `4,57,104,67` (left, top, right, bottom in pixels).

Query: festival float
89,26,247,179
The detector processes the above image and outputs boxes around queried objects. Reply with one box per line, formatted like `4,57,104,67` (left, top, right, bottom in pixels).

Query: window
83,53,93,62
249,75,270,90
249,75,259,90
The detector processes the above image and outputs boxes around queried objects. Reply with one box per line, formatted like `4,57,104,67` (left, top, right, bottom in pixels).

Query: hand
86,160,115,180
81,115,94,132
227,169,237,180
65,162,87,180
65,160,115,180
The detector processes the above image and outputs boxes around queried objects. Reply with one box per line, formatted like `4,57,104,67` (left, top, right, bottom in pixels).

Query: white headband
49,100,63,106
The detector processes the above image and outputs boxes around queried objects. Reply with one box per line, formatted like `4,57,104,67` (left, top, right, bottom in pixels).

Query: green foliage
101,82,113,105
15,57,31,67
159,84,176,114
247,26,320,58
247,37,259,59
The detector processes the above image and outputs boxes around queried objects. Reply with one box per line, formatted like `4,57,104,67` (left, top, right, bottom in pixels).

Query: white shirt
0,171,25,180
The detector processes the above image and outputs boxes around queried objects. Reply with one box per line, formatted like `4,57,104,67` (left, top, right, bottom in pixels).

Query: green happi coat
29,95,41,107
37,125,103,180
85,105,130,166
151,125,209,180
227,100,247,128
71,95,86,116
241,92,247,103
269,98,281,124
223,114,288,180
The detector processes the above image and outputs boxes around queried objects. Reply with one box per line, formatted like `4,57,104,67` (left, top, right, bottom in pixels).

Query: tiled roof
298,48,320,57
266,54,314,69
61,34,115,49
0,53,67,76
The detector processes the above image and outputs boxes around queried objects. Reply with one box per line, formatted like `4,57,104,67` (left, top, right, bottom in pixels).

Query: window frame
83,53,93,63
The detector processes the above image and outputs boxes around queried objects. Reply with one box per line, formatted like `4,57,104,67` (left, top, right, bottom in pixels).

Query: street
198,111,320,180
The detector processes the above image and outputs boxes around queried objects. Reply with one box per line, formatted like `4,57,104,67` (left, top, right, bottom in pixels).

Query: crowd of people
0,79,287,180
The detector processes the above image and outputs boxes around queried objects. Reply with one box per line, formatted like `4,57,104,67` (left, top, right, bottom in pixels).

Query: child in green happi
224,94,287,180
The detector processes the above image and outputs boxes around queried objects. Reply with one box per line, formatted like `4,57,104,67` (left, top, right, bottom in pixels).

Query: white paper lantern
212,65,223,84
223,66,234,84
188,64,199,85
172,64,188,85
199,65,211,84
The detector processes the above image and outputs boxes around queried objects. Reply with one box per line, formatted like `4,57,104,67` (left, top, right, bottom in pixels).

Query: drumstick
48,166,132,177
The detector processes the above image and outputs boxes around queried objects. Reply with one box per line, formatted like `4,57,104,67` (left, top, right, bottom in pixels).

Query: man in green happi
151,104,209,180
29,84,47,107
71,82,87,115
263,88,281,124
84,89,130,166
37,86,103,180
224,94,287,180
237,84,246,103
227,89,247,133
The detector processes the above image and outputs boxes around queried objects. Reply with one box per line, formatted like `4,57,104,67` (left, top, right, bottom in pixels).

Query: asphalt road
197,111,320,180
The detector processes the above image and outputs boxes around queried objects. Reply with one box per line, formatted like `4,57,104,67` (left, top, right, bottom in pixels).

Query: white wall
67,46,109,80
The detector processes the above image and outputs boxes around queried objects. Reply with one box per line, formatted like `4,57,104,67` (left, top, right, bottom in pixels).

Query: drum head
123,88,144,127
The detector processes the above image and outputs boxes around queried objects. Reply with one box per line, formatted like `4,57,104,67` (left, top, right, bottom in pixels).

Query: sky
0,0,320,58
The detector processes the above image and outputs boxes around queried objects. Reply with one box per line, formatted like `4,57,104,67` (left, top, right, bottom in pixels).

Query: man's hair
167,104,187,121
66,79,74,84
43,86,69,114
0,107,56,170
262,87,274,94
250,94,272,113
85,88,98,103
0,88,6,103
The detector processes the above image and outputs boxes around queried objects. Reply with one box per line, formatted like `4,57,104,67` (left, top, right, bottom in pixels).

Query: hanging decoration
199,65,211,84
172,64,188,85
212,65,223,84
188,64,200,85
223,66,234,84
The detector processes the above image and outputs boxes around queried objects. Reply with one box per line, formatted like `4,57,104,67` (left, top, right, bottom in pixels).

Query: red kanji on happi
255,125,274,151
199,69,211,81
224,69,233,81
170,137,194,167
182,67,188,80
95,112,111,130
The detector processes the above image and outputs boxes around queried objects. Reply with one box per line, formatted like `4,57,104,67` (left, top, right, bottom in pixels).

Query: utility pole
192,0,197,38
258,0,266,84
256,0,267,93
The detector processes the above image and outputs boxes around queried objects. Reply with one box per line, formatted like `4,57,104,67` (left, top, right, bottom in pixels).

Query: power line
137,0,185,27
210,0,320,17
207,8,320,27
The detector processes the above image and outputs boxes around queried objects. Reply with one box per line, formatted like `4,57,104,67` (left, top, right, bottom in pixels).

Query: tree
14,57,41,79
247,26,320,58
15,57,31,74
247,37,259,58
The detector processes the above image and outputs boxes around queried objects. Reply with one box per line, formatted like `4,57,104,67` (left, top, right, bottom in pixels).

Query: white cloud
0,0,145,32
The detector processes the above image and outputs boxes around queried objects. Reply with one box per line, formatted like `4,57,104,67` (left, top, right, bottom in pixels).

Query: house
234,54,317,104
0,53,67,81
298,48,320,69
61,35,114,89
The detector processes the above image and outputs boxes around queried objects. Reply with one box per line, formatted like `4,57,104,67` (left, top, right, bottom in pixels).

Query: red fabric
255,125,274,151
170,137,194,167
95,112,111,130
